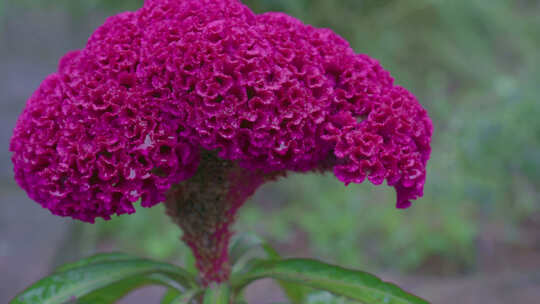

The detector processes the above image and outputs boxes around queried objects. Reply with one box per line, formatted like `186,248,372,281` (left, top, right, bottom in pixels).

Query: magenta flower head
10,0,432,284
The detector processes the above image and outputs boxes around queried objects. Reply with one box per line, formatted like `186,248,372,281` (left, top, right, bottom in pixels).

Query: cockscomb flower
10,0,432,284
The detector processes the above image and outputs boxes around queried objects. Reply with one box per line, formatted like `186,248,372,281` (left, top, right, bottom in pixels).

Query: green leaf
229,233,265,264
177,290,202,304
54,252,137,273
259,244,308,304
231,259,428,304
11,258,197,304
203,284,231,304
55,253,194,289
274,281,308,304
261,243,281,260
230,236,308,304
161,289,182,304
77,275,170,304
183,249,198,276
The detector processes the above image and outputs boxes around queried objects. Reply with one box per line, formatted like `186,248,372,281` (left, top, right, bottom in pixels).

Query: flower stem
164,152,272,286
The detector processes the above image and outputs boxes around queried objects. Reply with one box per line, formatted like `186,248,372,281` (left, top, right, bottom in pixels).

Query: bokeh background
1,0,539,303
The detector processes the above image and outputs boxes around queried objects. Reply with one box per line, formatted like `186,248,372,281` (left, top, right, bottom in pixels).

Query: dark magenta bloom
10,0,432,223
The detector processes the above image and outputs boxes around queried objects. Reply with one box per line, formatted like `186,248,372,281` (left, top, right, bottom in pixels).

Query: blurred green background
1,0,539,303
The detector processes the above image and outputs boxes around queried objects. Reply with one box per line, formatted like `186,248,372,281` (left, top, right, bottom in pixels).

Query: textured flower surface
10,0,432,223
